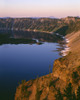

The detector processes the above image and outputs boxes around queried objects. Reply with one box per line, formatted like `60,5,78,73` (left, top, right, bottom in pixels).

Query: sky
0,0,80,18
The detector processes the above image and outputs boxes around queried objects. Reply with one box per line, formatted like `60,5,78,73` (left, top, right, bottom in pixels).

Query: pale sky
0,0,80,18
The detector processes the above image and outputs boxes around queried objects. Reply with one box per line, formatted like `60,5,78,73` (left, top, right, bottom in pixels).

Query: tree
72,92,76,100
64,83,73,100
55,89,63,100
77,86,80,100
72,71,79,83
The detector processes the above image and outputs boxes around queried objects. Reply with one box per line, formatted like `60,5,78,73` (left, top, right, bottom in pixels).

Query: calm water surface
0,42,61,100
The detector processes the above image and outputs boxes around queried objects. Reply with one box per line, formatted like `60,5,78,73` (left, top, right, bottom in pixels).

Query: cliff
14,18,80,100
0,17,80,35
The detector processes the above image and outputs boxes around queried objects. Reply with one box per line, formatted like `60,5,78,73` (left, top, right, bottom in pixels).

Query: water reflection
0,31,61,100
13,31,55,42
0,30,62,44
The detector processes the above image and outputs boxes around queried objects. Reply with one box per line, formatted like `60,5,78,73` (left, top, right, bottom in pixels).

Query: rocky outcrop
61,16,80,24
53,31,80,83
15,18,80,100
15,74,67,100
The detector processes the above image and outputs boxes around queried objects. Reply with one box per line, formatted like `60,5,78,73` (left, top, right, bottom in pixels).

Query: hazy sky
0,0,80,18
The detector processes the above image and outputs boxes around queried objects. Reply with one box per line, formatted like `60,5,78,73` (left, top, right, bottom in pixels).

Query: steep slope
53,31,80,82
15,18,80,100
15,74,67,100
0,17,80,35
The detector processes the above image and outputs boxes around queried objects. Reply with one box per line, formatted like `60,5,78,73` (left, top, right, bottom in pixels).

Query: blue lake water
0,42,61,100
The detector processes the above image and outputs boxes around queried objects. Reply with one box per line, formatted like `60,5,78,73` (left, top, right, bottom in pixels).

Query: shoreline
56,33,70,56
0,29,53,34
15,32,74,100
61,38,70,56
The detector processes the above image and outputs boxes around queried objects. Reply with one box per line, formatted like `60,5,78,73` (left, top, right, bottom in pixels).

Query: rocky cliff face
53,30,80,82
15,74,67,100
0,17,80,35
15,32,80,100
14,18,80,100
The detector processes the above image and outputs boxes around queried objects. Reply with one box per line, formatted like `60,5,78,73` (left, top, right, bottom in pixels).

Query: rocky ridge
14,17,80,100
0,16,80,35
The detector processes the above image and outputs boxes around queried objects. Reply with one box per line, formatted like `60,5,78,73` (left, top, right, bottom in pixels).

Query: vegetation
55,83,80,100
64,83,73,100
21,84,32,98
0,33,36,45
21,80,32,99
43,96,48,100
49,79,59,88
54,26,69,36
0,17,80,36
21,80,26,84
72,71,79,83
55,89,63,100
35,89,43,100
77,86,80,100
59,57,66,61
66,21,80,34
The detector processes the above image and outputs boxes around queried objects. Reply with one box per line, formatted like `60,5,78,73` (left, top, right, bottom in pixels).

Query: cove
0,31,61,100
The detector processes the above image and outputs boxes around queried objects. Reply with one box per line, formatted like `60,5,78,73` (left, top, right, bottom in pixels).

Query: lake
0,31,61,100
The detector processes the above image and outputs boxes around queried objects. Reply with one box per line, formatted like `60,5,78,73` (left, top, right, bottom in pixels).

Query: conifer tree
77,86,80,100
64,83,73,100
55,89,63,100
72,92,76,100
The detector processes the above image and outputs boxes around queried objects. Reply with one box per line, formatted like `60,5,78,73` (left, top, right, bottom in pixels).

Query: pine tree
72,92,76,100
55,89,63,100
64,83,73,100
77,86,80,100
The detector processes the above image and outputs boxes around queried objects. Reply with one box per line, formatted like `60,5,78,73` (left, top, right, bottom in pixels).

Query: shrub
72,71,79,83
35,89,42,100
77,86,80,100
55,89,63,100
21,85,32,98
64,83,73,100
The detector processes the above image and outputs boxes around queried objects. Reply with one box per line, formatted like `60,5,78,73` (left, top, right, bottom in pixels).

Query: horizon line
0,15,80,19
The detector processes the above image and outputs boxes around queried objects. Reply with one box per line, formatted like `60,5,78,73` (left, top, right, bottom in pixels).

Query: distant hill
0,16,80,36
0,17,11,19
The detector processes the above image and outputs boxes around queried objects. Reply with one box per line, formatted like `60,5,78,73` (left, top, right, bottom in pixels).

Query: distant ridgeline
0,16,80,36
